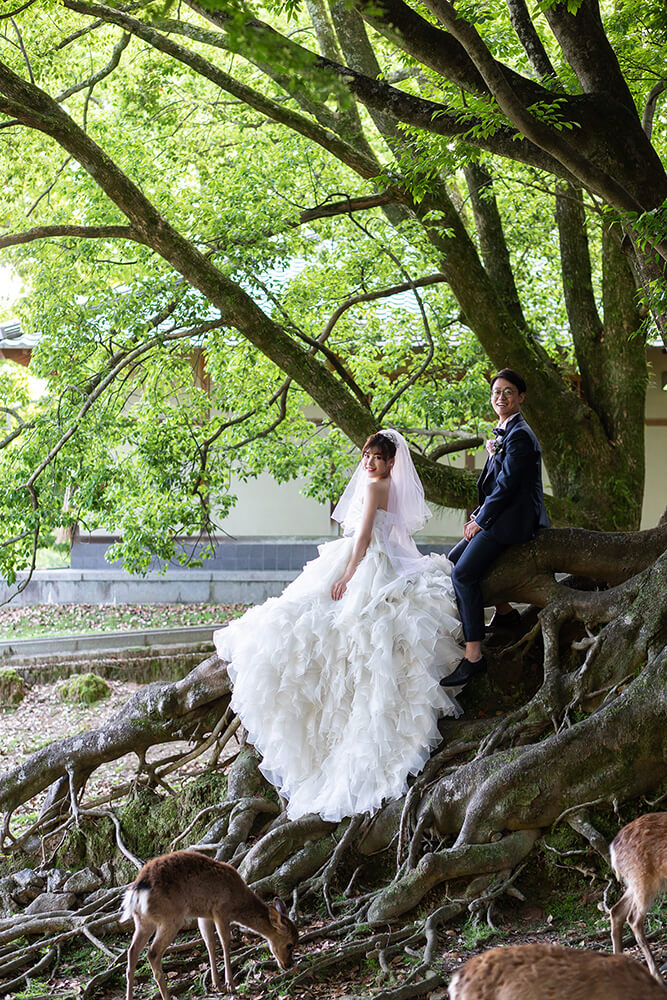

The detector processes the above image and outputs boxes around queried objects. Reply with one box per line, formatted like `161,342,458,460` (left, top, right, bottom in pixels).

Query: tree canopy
0,0,665,576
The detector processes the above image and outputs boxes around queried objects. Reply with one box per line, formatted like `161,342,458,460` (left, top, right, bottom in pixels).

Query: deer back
448,943,666,1000
610,812,667,896
128,851,271,922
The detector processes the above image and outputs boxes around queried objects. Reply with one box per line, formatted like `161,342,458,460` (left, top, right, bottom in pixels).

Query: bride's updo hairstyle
362,432,397,462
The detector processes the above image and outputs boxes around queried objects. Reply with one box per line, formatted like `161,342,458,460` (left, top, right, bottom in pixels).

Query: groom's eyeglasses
491,388,516,399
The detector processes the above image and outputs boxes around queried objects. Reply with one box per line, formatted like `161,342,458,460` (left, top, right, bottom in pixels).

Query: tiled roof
0,319,38,351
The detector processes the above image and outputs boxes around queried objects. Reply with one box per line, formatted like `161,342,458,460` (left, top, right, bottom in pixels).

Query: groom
441,369,549,689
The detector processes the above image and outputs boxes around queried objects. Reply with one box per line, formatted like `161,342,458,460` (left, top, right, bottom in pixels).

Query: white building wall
222,472,336,538
643,347,667,530
221,447,479,541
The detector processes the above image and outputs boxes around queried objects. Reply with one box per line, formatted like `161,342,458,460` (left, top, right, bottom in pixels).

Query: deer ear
270,897,288,927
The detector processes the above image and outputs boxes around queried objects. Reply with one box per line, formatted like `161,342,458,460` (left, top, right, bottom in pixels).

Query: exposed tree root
0,888,124,994
367,831,539,924
0,653,230,842
239,814,337,882
370,970,446,1000
0,530,665,996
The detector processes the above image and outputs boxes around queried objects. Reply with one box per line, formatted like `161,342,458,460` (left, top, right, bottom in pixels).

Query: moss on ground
58,672,111,704
0,667,25,707
55,770,228,877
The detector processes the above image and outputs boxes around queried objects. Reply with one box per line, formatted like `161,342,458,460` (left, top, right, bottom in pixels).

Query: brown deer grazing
448,943,666,999
121,850,298,1000
609,811,667,982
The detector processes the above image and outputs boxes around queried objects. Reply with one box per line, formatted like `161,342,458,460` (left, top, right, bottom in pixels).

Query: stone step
4,642,216,684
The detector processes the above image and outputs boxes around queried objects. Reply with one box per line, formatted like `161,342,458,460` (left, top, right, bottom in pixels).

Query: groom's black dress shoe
485,608,521,631
440,656,487,688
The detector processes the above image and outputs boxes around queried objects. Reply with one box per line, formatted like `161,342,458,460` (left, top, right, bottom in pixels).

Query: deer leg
610,890,633,953
198,917,223,992
126,918,153,1000
213,916,234,991
628,903,661,981
147,921,180,1000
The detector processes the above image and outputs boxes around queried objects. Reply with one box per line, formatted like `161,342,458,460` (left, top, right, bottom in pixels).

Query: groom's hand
463,518,482,541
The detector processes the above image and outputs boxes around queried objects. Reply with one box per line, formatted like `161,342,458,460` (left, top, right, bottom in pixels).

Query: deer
121,850,298,1000
448,943,667,999
609,811,667,982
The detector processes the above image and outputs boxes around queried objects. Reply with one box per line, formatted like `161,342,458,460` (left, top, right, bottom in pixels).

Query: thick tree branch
0,57,378,437
306,0,341,61
0,224,139,248
0,52,485,515
61,0,382,182
168,5,345,135
354,0,667,218
194,0,371,143
327,61,575,180
0,0,37,16
541,0,634,111
423,1,644,215
300,193,396,223
643,81,666,140
354,0,545,105
555,182,602,346
330,0,403,146
428,437,483,459
70,0,579,181
463,161,526,329
505,0,557,80
0,5,648,530
324,4,607,519
482,522,667,607
553,183,646,510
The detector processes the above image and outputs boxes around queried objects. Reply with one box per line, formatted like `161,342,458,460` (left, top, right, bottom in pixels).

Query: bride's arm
331,482,382,601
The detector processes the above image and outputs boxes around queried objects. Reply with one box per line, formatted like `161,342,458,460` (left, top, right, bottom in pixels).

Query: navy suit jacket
473,413,549,545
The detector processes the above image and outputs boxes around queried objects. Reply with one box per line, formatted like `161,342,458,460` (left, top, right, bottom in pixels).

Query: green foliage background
0,0,662,573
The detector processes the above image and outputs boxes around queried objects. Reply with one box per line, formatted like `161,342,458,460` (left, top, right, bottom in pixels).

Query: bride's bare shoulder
366,477,391,509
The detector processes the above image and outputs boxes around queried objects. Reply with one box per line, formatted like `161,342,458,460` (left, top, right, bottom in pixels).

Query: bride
213,430,463,822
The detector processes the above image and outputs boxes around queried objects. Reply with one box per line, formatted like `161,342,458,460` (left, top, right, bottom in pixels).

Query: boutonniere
486,437,505,458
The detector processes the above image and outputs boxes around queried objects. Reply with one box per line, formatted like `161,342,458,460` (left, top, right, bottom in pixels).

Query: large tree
0,4,666,995
0,0,663,566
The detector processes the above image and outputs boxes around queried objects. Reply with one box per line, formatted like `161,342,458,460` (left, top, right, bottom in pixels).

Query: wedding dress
213,433,464,822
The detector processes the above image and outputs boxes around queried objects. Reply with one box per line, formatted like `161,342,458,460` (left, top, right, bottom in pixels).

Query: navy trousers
449,531,508,642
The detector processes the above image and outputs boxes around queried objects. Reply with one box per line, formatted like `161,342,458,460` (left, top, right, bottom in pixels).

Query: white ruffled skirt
214,532,463,821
